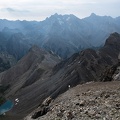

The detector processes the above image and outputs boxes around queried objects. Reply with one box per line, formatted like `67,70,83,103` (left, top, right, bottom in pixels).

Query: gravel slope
25,81,120,120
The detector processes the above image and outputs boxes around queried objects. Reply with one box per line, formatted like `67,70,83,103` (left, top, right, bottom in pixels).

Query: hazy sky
0,0,119,21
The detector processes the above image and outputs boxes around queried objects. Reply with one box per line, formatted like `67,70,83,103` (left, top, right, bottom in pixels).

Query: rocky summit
25,81,120,120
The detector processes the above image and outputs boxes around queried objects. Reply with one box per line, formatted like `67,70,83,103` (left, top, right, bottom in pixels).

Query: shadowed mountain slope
0,46,60,118
0,33,120,120
24,32,120,119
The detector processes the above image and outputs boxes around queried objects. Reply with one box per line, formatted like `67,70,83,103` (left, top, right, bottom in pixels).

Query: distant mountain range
0,13,120,60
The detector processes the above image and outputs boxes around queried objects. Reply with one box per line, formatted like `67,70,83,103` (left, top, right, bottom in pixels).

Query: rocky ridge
24,33,120,120
0,13,120,59
0,33,120,120
0,45,60,117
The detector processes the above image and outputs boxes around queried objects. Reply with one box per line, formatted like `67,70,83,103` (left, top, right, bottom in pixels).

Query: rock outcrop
100,62,120,81
31,97,52,119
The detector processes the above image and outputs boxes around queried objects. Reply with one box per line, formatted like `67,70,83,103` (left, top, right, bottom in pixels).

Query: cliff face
113,66,120,80
100,62,120,81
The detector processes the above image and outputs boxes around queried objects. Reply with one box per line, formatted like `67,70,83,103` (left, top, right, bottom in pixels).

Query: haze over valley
0,13,120,61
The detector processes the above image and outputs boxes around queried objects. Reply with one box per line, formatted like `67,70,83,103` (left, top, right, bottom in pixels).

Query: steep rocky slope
30,55,120,120
48,32,120,94
0,45,60,117
25,81,120,120
24,32,120,119
0,33,120,120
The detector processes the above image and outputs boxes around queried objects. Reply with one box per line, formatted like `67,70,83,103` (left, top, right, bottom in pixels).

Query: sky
0,0,120,21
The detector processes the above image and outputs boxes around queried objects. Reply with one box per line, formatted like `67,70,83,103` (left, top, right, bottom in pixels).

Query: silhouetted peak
54,13,59,16
49,13,78,20
50,13,61,18
90,13,97,17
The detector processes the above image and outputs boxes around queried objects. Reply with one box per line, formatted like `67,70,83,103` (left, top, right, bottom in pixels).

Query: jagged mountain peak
85,13,113,21
86,13,98,19
37,13,120,59
89,13,111,18
47,13,79,21
50,13,61,19
90,13,97,17
53,13,59,16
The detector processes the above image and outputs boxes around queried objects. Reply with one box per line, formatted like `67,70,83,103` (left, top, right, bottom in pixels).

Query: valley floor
25,81,120,120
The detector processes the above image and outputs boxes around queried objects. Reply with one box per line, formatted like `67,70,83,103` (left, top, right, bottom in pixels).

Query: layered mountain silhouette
0,32,119,119
0,13,120,59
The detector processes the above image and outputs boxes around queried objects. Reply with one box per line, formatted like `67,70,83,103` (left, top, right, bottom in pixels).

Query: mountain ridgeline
0,32,120,119
0,13,120,60
0,13,120,119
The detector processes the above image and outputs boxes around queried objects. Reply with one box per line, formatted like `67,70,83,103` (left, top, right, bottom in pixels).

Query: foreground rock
25,81,120,120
